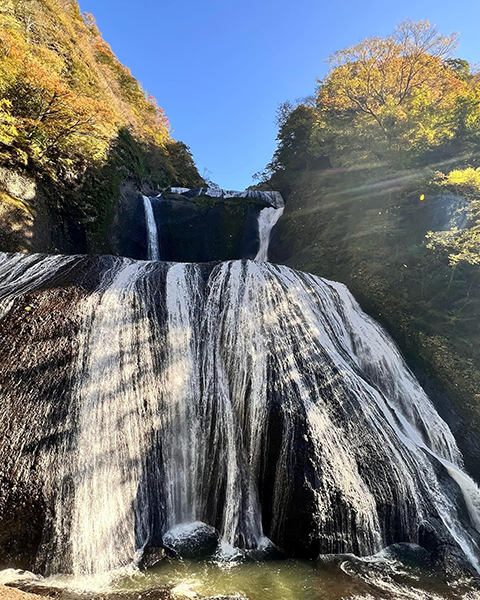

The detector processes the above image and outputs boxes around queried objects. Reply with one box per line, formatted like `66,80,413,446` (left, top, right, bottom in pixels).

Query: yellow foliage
315,21,476,165
446,168,480,191
0,0,172,179
426,168,480,266
0,99,19,144
0,190,33,215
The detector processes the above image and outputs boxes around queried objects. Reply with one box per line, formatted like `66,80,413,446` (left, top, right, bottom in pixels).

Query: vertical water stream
255,206,285,261
142,196,160,261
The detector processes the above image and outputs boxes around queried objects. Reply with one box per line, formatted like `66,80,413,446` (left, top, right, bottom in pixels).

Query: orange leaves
315,21,480,166
146,94,170,133
0,30,115,175
93,36,114,57
0,2,115,173
0,0,174,182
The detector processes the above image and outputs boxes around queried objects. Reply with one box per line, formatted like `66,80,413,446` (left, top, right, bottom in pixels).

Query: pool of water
117,557,479,599
9,546,480,600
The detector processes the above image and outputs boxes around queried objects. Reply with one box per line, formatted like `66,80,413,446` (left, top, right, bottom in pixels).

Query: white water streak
254,207,284,261
142,195,160,260
0,252,76,318
162,264,201,526
171,188,285,208
66,261,159,575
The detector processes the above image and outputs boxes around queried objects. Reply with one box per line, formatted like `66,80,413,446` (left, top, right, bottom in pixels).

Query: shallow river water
7,550,480,600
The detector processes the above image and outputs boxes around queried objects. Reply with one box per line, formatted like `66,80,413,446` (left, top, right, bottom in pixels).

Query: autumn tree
165,141,206,188
0,25,114,178
0,0,202,225
316,20,479,165
254,101,330,192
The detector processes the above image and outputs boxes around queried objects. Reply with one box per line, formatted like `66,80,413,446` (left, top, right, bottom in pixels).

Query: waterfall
142,195,160,260
67,262,160,575
1,253,480,578
254,206,285,261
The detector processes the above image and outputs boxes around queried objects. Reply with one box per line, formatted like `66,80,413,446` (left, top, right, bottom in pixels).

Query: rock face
0,168,42,254
0,168,151,259
0,255,101,572
0,585,44,600
0,483,45,572
0,175,279,263
0,167,93,256
108,181,149,260
148,192,271,262
138,547,166,570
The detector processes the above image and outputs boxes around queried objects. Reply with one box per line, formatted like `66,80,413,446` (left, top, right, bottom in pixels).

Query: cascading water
162,263,202,527
63,262,160,576
1,252,480,589
142,195,160,260
254,206,285,261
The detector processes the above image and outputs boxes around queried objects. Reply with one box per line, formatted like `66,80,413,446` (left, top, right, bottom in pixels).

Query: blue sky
79,0,480,190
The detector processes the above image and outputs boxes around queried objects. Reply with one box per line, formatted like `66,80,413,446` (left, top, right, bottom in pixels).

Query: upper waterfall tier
0,252,479,578
254,206,285,261
139,188,285,263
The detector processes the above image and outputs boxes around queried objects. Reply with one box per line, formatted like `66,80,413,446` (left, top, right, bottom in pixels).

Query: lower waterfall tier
0,253,479,579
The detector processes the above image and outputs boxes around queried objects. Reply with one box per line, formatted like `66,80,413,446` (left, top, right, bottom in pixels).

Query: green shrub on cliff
426,169,480,266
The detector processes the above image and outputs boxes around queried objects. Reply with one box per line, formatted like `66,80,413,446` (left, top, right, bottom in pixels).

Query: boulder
162,522,220,560
418,518,480,580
